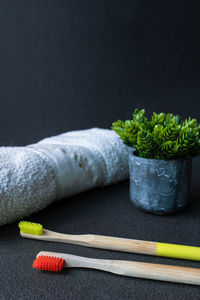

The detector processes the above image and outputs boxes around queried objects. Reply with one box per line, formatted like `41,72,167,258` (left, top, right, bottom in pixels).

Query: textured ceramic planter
129,152,192,215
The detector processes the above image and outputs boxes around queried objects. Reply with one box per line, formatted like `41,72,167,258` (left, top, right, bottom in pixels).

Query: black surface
0,1,200,299
1,179,200,300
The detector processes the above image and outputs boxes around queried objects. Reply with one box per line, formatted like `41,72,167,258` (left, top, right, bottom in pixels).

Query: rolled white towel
0,128,132,226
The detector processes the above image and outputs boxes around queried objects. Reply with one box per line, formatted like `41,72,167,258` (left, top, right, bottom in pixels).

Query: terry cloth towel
0,128,132,226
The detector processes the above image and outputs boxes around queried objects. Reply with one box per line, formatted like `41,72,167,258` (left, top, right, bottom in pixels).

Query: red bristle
33,255,65,272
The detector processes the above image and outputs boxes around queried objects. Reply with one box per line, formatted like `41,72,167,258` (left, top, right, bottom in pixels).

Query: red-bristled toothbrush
33,251,200,286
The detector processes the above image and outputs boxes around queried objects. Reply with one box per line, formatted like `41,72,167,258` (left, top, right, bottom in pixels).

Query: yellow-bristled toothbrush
33,251,200,285
19,221,200,261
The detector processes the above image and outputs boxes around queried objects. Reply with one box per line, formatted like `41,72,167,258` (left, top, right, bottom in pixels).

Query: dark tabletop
1,163,200,300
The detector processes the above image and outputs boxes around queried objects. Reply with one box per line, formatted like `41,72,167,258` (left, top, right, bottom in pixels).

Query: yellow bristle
18,221,44,236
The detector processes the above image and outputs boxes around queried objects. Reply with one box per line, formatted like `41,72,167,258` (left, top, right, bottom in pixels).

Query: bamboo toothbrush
33,251,200,285
19,221,200,261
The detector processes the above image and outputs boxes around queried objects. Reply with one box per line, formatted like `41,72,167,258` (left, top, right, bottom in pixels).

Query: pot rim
129,150,192,163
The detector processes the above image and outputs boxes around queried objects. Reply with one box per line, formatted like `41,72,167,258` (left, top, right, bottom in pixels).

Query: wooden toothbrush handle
76,235,200,261
21,229,156,256
41,231,200,261
106,260,200,285
64,234,157,256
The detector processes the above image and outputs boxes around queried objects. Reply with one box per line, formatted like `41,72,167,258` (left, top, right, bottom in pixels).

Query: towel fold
0,128,132,226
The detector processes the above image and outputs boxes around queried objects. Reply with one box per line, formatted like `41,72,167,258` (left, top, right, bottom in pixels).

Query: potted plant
112,109,200,215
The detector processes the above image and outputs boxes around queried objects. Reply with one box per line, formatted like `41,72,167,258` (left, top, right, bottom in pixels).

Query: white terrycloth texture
0,148,57,226
0,128,132,225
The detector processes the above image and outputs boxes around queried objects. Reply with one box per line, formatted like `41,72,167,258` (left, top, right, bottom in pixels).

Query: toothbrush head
18,221,44,236
33,255,65,272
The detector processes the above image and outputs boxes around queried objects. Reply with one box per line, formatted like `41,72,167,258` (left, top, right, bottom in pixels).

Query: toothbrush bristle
18,221,44,236
33,256,65,272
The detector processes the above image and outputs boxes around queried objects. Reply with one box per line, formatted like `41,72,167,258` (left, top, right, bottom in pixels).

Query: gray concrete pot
129,152,192,215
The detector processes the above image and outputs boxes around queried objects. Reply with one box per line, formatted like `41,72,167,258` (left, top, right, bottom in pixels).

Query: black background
0,0,199,145
0,1,200,299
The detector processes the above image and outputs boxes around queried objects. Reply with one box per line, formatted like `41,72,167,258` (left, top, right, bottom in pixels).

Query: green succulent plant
112,109,200,160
